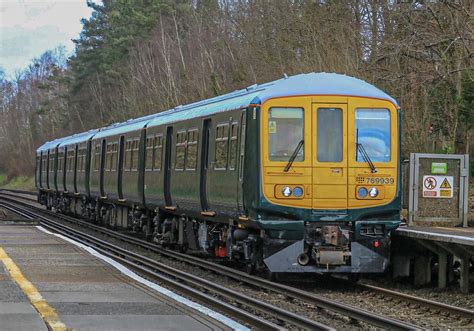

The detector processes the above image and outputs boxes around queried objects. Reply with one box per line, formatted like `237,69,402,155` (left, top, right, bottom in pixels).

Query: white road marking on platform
36,226,249,331
397,228,474,243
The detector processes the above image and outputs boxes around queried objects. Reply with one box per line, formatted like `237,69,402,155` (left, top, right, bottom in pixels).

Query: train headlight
293,186,303,197
282,186,292,197
369,187,379,198
357,187,368,198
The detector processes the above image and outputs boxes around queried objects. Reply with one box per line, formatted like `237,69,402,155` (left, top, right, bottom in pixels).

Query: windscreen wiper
284,139,304,172
356,129,377,173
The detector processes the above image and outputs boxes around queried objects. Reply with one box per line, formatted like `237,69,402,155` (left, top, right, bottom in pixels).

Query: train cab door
312,103,348,212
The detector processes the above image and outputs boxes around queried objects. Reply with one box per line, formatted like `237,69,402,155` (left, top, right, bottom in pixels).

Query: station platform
0,225,240,331
394,225,473,293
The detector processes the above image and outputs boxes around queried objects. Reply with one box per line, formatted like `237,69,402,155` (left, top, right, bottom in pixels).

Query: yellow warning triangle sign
440,178,451,189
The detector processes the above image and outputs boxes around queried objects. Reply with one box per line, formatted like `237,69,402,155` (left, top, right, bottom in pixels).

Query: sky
0,0,93,79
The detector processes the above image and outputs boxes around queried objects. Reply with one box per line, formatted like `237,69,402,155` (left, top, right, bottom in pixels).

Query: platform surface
0,225,230,331
396,226,474,247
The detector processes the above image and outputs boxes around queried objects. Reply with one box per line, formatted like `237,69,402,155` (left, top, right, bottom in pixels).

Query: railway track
0,194,422,330
0,200,330,330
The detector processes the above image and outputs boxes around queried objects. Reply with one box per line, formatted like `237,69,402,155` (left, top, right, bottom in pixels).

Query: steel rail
358,283,474,320
0,201,333,331
0,195,423,330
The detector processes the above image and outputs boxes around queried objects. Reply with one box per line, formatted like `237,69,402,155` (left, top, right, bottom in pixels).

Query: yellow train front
242,73,401,274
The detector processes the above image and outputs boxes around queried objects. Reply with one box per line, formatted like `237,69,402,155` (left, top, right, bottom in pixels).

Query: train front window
268,108,304,162
355,109,390,163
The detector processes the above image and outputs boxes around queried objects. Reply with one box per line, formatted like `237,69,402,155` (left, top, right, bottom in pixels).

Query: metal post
460,257,470,294
438,251,447,289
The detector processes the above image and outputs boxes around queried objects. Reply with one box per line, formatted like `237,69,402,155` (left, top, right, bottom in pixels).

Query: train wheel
179,244,188,254
266,269,278,282
246,263,256,275
348,274,360,282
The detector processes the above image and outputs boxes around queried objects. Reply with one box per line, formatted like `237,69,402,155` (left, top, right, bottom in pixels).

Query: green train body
36,73,401,275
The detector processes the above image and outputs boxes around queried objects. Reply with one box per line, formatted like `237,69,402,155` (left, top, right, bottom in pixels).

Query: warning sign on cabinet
422,175,453,198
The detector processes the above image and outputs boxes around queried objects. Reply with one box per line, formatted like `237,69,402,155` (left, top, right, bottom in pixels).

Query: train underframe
39,190,393,275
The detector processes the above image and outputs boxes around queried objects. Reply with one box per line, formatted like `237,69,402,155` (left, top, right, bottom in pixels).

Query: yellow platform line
0,247,67,331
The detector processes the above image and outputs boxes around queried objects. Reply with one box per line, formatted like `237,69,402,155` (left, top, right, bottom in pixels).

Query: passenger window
317,108,342,162
186,129,198,171
49,152,55,173
153,135,163,171
93,144,100,171
215,124,229,170
229,123,238,170
42,156,47,173
58,152,64,173
175,131,186,170
131,139,139,171
145,137,154,171
124,140,132,171
268,108,304,162
105,144,111,172
111,143,118,171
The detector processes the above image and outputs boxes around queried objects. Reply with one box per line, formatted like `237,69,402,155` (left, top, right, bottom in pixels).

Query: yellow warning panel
439,190,451,197
440,178,451,189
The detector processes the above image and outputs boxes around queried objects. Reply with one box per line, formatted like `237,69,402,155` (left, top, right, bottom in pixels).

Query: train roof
37,72,398,151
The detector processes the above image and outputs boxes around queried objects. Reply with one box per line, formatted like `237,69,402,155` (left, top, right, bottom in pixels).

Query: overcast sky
0,0,93,79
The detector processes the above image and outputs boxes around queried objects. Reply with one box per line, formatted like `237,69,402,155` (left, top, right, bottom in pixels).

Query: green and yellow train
36,73,401,275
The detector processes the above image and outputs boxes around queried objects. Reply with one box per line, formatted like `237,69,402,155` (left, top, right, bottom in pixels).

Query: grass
0,174,36,191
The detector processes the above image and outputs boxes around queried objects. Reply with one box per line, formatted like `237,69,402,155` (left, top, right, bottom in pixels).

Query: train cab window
153,135,163,171
93,144,100,171
175,131,186,170
317,108,342,162
124,140,132,171
186,129,198,171
145,137,154,171
215,123,229,170
131,139,140,172
268,108,304,162
229,123,238,170
355,109,391,162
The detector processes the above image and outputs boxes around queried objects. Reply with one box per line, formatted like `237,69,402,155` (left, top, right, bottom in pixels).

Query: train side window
49,152,55,173
57,151,64,173
104,144,111,172
145,136,154,171
131,139,139,172
42,155,47,173
93,144,100,171
186,129,198,171
78,149,83,172
66,151,73,172
215,123,229,170
153,134,163,171
111,143,118,171
229,123,238,170
175,131,186,170
124,140,132,171
317,108,342,162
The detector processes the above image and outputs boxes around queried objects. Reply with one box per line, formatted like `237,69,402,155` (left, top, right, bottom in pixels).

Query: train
36,72,401,276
